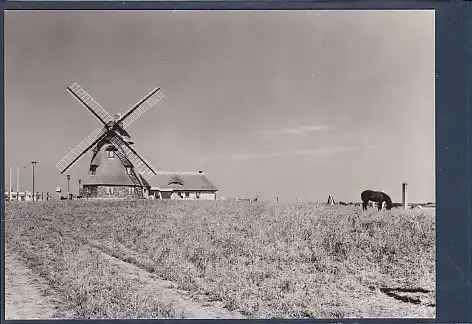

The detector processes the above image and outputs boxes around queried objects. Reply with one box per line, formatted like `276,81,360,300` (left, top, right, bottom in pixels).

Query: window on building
185,192,190,198
90,165,97,175
126,167,132,175
107,150,114,158
128,187,134,194
196,192,200,199
106,187,114,195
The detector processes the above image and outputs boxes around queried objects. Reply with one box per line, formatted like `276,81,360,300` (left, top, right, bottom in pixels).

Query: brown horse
361,190,393,211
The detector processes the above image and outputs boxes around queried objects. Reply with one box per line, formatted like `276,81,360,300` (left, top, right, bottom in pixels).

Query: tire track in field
95,249,244,319
5,251,69,319
49,228,245,319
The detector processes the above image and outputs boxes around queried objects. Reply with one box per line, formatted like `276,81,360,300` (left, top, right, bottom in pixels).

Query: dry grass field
4,200,435,319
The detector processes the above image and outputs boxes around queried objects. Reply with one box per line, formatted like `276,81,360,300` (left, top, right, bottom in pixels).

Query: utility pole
31,161,37,201
78,179,82,196
67,174,71,199
17,166,19,201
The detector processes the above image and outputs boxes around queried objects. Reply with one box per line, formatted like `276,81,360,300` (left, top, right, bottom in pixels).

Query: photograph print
4,9,435,319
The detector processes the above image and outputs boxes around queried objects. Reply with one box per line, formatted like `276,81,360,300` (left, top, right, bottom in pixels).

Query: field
4,200,436,319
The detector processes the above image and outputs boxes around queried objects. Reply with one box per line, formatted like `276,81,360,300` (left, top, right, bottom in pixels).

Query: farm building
149,171,218,200
4,191,44,202
80,146,218,201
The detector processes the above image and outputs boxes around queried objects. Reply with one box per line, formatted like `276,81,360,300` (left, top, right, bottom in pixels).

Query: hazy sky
4,10,435,203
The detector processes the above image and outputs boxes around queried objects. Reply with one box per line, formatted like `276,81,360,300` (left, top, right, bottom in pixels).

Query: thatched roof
150,172,217,191
83,143,146,187
82,141,215,191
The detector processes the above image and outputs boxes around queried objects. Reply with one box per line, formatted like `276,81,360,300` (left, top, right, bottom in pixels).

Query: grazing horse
361,190,393,211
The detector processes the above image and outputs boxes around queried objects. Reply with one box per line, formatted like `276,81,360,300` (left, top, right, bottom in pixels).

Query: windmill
56,82,164,199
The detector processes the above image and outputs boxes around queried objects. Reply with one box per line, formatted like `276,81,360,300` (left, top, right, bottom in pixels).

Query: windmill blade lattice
68,83,114,125
120,88,165,129
112,147,143,187
109,135,157,180
56,128,106,173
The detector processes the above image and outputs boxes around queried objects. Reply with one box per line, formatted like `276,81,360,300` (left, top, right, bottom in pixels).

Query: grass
5,200,435,319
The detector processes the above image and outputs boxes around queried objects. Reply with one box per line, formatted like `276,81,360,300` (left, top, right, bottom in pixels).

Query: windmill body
56,83,164,199
81,141,150,199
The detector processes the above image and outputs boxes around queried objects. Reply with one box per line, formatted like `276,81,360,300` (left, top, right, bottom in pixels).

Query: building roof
82,141,215,190
83,143,147,187
150,172,217,191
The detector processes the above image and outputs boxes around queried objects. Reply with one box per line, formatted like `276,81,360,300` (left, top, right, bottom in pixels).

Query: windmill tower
56,82,164,199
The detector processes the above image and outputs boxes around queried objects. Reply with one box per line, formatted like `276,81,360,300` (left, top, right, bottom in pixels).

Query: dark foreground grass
5,200,435,318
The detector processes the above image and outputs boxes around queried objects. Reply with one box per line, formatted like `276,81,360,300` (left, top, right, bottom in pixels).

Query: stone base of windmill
82,185,145,199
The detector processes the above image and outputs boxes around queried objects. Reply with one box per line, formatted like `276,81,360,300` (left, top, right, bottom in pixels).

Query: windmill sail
56,128,106,173
58,82,163,190
112,147,143,186
119,88,165,129
109,135,156,180
67,83,114,125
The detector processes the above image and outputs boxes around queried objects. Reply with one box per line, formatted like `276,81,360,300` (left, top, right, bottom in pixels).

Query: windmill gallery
55,83,218,200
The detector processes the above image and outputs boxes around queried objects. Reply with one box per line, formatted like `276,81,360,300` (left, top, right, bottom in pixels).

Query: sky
4,10,435,203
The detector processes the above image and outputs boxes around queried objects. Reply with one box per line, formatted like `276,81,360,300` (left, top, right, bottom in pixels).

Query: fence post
402,182,408,210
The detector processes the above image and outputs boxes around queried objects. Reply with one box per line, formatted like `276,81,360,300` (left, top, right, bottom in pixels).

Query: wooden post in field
402,182,408,210
17,166,20,201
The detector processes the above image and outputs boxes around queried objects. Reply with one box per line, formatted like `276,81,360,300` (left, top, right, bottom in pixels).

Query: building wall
174,191,198,200
82,185,144,199
197,192,217,200
160,191,173,199
4,192,43,201
149,190,217,200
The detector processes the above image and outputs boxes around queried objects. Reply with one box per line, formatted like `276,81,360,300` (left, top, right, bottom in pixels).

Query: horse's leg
378,202,382,211
362,201,367,210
